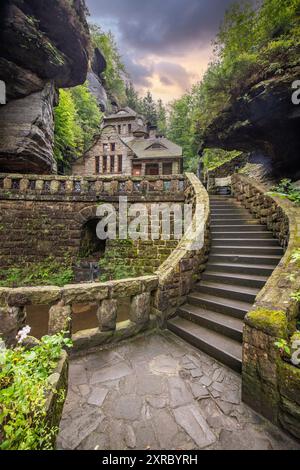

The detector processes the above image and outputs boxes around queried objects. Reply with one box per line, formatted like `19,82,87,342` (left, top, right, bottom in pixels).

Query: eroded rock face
0,0,91,174
87,48,111,112
201,63,300,180
0,82,57,173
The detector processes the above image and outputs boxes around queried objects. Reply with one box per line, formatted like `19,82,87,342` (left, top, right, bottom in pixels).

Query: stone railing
0,276,159,352
154,173,210,322
0,173,186,201
232,174,300,439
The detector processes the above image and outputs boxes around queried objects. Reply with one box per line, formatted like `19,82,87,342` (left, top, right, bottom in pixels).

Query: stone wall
0,173,186,272
232,174,300,439
154,173,210,323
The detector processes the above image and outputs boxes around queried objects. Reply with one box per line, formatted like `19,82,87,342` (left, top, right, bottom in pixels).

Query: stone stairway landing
167,195,284,373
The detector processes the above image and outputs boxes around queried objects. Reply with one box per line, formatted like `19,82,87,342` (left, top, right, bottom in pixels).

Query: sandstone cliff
0,0,92,174
201,56,300,180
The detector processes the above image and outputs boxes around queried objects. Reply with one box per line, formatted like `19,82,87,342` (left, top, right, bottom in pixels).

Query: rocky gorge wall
201,57,300,180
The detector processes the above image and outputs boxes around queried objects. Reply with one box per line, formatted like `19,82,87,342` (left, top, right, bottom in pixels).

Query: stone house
72,107,183,176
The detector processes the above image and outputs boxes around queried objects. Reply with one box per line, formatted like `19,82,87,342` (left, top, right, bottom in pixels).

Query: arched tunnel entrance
74,219,106,283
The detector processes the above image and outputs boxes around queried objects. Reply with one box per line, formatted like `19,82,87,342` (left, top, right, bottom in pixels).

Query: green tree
140,91,158,125
54,89,83,166
54,83,102,170
157,99,167,134
70,82,103,151
125,82,141,112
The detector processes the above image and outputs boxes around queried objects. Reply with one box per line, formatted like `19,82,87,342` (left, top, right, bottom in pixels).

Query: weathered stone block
97,299,117,331
62,283,109,305
48,300,71,335
0,305,25,346
110,279,142,298
130,292,150,325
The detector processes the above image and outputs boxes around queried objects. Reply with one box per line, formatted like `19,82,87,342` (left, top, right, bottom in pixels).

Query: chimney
148,125,157,138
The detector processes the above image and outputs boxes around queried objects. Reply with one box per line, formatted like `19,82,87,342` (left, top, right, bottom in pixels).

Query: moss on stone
247,308,288,338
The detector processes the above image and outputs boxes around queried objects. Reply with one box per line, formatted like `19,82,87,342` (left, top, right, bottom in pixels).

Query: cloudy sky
86,0,237,102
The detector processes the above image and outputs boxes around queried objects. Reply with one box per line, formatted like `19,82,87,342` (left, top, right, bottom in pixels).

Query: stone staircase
167,195,283,373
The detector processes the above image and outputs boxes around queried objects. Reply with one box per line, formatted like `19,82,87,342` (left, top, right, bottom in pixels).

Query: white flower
16,325,31,344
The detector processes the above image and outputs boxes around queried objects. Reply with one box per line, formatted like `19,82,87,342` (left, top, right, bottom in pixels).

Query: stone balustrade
232,174,300,439
0,173,186,201
154,173,210,322
0,275,159,351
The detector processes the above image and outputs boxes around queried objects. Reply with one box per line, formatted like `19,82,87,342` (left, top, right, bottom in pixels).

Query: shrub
0,331,72,450
0,257,74,288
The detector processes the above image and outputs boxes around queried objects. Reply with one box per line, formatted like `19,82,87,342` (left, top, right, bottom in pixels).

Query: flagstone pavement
57,331,300,450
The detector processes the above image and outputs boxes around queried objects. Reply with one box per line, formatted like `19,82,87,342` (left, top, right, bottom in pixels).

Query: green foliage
90,24,127,105
54,83,102,169
54,89,83,164
274,338,291,357
202,148,243,171
0,257,74,288
70,83,103,151
0,332,72,450
291,249,300,264
125,85,168,133
268,179,300,204
291,291,300,302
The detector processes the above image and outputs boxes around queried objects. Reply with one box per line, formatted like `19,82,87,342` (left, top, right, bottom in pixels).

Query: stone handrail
0,276,158,351
0,173,186,201
232,174,300,439
154,173,210,322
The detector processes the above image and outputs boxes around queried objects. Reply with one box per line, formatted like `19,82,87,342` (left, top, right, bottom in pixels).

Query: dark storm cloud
86,0,239,96
86,0,235,54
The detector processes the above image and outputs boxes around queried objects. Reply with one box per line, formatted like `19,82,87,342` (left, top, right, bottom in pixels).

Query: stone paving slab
57,332,300,450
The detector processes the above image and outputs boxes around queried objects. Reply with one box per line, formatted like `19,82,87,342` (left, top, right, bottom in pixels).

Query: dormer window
145,142,167,150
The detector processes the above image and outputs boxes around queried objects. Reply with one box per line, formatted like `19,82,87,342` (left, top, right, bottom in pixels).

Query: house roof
104,106,137,120
121,136,182,160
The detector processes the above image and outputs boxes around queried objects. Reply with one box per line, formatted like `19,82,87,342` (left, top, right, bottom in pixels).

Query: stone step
202,271,268,289
211,224,268,232
195,280,259,303
211,219,261,226
178,304,243,342
206,261,275,276
188,292,251,319
211,214,254,221
168,194,283,375
211,238,279,247
167,317,242,373
211,246,283,256
211,208,251,213
209,253,281,266
211,231,274,239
